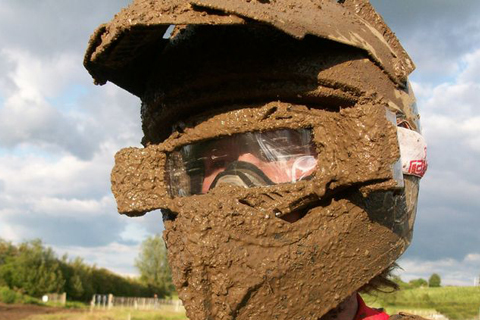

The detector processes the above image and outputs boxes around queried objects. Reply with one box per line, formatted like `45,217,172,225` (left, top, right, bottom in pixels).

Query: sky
0,1,479,286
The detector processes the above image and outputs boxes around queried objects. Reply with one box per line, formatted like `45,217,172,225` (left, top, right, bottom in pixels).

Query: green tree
409,278,428,288
0,239,65,296
428,273,441,287
0,238,161,301
0,239,16,265
135,234,174,297
0,239,17,287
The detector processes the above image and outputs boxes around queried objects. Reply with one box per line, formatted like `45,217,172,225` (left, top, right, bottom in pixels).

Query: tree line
0,237,173,302
391,273,442,289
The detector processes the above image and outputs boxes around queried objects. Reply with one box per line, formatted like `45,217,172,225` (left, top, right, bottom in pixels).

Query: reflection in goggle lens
166,128,317,197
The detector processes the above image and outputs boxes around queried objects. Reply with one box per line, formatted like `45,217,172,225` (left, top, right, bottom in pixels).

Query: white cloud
372,0,480,85
421,83,480,120
0,138,165,249
0,224,20,243
465,254,480,263
31,196,115,218
0,49,95,159
401,41,480,280
0,154,110,199
458,48,480,84
0,1,131,58
0,47,142,160
53,242,141,277
1,48,82,99
398,254,480,286
120,223,150,244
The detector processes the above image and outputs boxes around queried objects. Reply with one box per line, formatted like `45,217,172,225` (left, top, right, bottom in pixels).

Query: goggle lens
166,128,317,197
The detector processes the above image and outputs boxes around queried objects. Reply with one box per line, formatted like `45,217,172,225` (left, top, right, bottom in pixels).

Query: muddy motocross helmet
85,0,427,319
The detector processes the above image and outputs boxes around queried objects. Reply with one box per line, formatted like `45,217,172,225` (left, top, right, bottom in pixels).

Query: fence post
90,295,95,312
108,294,114,310
61,292,67,305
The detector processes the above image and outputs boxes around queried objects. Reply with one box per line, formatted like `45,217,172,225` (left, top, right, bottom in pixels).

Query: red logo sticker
408,160,428,177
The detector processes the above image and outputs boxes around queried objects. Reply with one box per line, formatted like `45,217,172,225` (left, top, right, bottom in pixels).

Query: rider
84,1,428,319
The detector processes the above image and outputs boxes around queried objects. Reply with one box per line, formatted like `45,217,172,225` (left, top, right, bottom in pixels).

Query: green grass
363,286,480,320
44,300,87,309
5,285,480,320
0,286,43,305
26,309,188,320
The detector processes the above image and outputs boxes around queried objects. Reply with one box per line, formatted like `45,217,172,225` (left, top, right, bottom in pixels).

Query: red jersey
355,294,389,320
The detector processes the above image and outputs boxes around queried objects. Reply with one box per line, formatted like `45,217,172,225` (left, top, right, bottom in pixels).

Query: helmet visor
166,128,317,197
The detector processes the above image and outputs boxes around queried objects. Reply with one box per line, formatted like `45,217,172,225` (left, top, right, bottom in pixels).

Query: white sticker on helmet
397,127,428,178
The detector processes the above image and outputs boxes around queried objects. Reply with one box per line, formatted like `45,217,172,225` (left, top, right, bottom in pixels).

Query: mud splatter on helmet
84,1,427,319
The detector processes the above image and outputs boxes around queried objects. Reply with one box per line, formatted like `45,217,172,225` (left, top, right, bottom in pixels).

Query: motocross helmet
84,1,427,319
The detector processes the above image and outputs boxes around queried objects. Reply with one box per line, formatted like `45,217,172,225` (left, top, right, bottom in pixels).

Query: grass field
26,309,188,320
363,286,480,320
6,286,480,320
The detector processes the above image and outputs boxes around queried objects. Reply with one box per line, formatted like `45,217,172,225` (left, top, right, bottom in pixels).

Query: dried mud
140,25,418,145
84,0,415,97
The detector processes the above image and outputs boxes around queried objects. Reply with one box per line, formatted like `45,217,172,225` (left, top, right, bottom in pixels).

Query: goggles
166,128,317,197
111,102,425,215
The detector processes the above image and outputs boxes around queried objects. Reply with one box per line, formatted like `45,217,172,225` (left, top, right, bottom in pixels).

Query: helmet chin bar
162,183,412,320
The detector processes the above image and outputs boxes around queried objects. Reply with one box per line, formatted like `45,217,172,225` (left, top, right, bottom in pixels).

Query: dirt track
0,303,71,320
